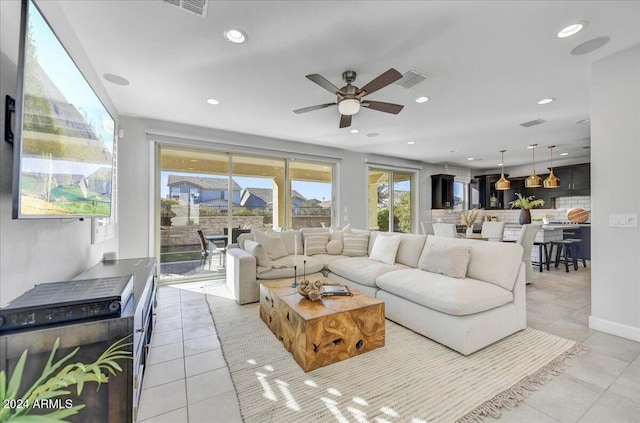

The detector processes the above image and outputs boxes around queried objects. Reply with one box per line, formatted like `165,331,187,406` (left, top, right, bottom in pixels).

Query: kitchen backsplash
430,195,591,225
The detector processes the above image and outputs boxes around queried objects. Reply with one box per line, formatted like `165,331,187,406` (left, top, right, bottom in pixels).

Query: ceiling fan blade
293,103,336,114
306,74,345,96
339,114,352,128
362,100,404,114
356,68,403,96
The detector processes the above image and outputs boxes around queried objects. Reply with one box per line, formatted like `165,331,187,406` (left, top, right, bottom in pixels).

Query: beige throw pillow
254,230,288,260
419,243,472,279
343,233,369,257
305,235,329,256
326,239,343,255
369,235,402,265
244,240,272,273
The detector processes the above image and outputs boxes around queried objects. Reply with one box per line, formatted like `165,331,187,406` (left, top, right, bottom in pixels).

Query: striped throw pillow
343,233,369,257
305,235,329,256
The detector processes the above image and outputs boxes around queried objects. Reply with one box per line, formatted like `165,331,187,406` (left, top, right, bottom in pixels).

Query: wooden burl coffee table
259,277,385,372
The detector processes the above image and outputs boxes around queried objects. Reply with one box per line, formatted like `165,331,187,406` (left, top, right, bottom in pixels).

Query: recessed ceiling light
576,118,590,124
407,141,415,145
206,98,220,105
415,96,429,103
557,22,587,38
467,157,475,161
224,28,248,44
537,98,555,105
350,129,359,134
560,152,569,156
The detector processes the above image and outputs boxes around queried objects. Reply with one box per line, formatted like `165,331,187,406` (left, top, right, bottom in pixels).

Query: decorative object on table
495,149,511,190
297,279,325,301
567,208,589,223
460,209,480,236
543,145,561,188
510,193,545,224
320,284,352,296
524,143,542,188
291,265,298,288
0,336,131,422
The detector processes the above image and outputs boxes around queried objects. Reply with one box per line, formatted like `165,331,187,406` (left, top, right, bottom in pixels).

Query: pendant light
495,150,510,190
524,144,542,188
543,145,560,188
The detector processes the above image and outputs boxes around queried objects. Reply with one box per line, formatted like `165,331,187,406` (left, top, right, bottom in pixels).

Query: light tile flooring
137,264,640,422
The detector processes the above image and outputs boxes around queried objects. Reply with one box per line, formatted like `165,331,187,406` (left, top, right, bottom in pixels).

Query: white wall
0,0,118,305
589,45,640,342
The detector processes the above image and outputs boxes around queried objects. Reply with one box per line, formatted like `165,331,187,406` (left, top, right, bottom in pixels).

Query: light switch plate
609,213,638,227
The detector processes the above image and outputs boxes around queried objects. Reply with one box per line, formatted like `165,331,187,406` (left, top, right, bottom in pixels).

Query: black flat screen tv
12,0,115,219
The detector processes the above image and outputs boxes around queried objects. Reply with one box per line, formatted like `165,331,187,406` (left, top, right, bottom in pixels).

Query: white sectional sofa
226,228,526,355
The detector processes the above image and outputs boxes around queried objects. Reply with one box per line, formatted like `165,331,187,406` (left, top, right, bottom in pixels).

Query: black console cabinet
0,257,156,422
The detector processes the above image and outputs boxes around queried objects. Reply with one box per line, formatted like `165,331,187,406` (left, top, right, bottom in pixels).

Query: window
368,168,415,233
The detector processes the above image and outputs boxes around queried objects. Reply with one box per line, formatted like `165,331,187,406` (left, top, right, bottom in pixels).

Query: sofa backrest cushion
420,236,523,291
244,239,271,268
369,232,426,268
305,235,329,255
369,234,402,265
254,230,288,260
343,233,369,257
278,230,302,255
419,243,472,279
237,232,253,250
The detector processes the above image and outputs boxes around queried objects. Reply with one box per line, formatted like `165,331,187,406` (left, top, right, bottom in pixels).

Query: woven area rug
206,294,587,423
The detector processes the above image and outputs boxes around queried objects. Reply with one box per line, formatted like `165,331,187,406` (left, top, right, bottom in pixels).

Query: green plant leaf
6,350,28,400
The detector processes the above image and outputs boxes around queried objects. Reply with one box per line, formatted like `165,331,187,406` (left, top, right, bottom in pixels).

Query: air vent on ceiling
164,0,208,17
519,118,547,128
395,68,431,89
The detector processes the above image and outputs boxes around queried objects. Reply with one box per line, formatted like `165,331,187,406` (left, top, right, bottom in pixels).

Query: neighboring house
239,188,307,210
167,175,241,205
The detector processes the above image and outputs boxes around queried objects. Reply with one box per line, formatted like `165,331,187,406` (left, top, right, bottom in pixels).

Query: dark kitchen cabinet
474,174,505,209
552,163,590,195
431,174,455,209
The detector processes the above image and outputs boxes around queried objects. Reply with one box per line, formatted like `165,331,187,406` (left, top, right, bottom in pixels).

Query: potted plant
509,193,545,224
460,209,480,236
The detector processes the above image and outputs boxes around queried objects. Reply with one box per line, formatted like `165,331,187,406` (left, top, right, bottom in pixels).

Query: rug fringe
457,343,589,423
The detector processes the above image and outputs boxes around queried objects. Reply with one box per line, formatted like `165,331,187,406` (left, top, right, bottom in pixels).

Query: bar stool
550,239,585,272
533,241,550,272
564,238,587,268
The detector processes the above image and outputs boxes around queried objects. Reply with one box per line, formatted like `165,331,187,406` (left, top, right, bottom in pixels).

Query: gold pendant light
544,145,560,188
495,150,510,190
524,144,542,188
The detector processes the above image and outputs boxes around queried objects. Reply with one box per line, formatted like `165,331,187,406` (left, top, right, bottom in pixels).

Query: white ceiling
49,0,640,169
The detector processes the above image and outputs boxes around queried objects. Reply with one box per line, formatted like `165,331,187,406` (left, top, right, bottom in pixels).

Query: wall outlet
609,213,638,227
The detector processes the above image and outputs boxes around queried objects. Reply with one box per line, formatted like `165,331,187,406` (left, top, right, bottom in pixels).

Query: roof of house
242,188,306,205
167,175,241,191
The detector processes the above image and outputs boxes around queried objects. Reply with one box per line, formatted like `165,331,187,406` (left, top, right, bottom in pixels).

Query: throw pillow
342,233,369,257
305,235,329,256
342,223,352,233
326,239,343,255
369,235,402,265
244,239,271,268
254,230,288,260
419,243,472,279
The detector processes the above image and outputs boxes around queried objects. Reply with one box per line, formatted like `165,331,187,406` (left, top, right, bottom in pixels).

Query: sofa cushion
326,239,343,255
369,234,402,265
328,256,409,287
396,233,427,268
278,230,302,255
376,269,514,316
420,236,523,291
310,253,346,268
244,240,271,267
419,243,472,279
254,230,288,260
343,233,369,257
305,235,329,256
257,255,324,280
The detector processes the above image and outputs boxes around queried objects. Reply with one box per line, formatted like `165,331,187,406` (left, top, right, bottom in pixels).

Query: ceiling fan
293,68,404,128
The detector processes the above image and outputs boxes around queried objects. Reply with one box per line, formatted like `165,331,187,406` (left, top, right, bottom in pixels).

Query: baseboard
589,315,640,342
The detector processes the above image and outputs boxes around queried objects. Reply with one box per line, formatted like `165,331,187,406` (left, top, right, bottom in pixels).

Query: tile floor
137,264,640,422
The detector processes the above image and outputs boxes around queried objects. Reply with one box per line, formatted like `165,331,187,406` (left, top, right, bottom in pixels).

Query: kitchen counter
504,223,590,230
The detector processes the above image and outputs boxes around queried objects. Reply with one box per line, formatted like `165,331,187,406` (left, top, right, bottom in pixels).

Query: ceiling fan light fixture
338,98,360,115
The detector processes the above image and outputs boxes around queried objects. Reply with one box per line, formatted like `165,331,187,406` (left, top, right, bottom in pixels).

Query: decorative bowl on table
297,279,325,301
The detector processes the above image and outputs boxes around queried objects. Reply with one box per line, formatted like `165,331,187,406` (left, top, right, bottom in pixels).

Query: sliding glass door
368,168,415,233
157,145,335,282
